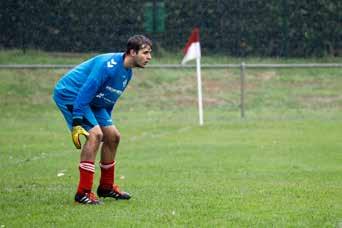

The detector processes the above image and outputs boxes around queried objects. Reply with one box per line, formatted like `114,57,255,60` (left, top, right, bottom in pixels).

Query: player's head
126,35,152,55
126,35,152,68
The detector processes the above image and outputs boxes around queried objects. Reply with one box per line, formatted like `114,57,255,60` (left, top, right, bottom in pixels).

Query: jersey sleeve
72,60,110,119
106,105,114,116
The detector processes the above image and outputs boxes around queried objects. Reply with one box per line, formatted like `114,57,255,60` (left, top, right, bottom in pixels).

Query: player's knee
89,129,103,143
104,129,120,145
95,131,104,142
113,131,121,144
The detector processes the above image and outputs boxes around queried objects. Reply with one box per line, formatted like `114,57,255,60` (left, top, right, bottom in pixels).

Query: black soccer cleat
74,192,102,205
97,184,131,200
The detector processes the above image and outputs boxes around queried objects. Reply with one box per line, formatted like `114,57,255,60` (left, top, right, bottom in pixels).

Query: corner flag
181,28,204,126
181,28,201,65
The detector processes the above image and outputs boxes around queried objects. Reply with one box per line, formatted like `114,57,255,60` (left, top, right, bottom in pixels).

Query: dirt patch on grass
254,71,277,81
172,95,229,107
299,95,342,105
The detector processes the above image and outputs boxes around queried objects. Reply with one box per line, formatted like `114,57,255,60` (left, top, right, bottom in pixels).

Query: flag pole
196,57,204,126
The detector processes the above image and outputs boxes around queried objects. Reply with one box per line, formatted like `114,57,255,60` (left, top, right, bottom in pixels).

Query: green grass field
0,51,342,227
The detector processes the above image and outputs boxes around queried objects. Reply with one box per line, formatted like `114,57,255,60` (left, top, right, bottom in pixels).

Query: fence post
240,62,246,118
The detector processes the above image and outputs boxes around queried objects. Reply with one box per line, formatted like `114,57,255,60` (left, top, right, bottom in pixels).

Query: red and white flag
181,28,204,125
181,28,201,65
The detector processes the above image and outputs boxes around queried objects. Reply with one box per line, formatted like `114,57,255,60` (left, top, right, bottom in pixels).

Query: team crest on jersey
107,59,117,68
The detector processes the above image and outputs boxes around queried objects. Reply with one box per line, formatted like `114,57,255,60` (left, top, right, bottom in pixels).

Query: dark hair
126,35,152,54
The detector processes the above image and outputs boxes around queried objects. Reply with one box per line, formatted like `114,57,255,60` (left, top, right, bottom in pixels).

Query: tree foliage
0,0,340,56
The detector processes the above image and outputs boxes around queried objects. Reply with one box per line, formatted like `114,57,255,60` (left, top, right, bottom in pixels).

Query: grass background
0,50,341,227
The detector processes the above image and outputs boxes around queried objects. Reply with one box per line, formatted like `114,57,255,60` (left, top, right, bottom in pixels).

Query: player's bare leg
100,125,120,162
80,126,103,161
97,125,131,200
74,126,103,205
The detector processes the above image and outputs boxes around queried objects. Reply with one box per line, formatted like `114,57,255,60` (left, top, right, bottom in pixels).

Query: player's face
133,45,152,68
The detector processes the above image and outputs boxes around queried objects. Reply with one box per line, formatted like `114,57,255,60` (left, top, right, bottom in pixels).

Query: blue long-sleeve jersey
53,53,132,118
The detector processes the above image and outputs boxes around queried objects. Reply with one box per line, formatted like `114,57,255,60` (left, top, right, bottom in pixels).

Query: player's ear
129,49,138,56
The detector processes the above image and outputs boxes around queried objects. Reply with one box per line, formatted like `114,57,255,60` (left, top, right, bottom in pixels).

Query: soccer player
53,35,152,205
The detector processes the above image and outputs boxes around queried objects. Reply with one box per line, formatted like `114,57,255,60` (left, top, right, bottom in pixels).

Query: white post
196,57,204,126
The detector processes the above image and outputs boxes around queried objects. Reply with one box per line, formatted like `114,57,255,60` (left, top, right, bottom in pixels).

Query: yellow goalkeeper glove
71,118,89,149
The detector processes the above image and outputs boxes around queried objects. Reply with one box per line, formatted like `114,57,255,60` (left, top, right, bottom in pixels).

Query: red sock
99,161,115,189
77,161,95,194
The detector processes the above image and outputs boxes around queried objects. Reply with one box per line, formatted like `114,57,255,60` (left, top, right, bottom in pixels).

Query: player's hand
72,125,89,149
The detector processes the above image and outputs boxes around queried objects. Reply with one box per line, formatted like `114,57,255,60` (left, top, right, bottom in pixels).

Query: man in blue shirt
53,35,152,205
